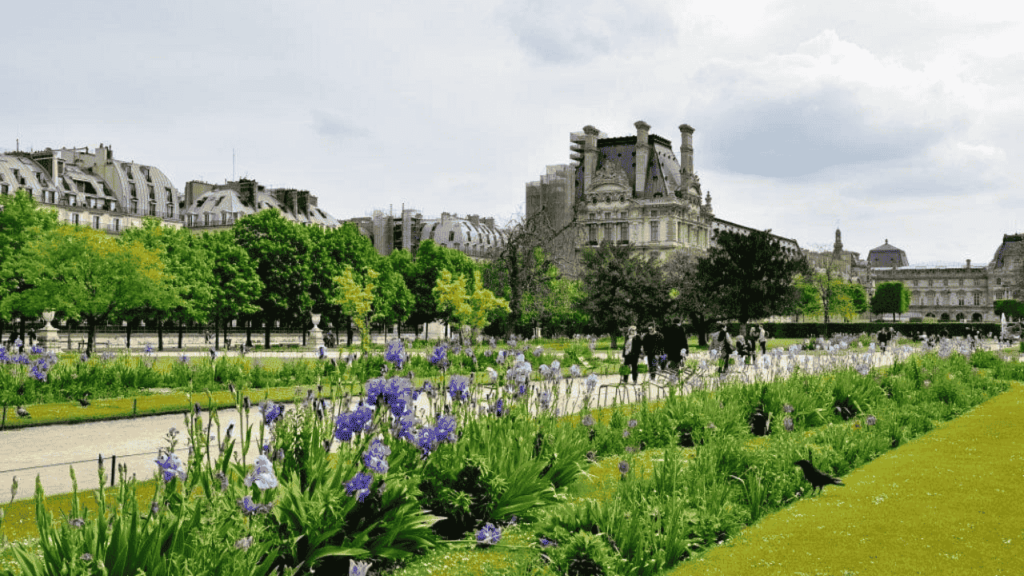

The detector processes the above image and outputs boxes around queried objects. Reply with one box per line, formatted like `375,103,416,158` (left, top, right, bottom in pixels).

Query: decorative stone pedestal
37,311,60,349
308,312,324,349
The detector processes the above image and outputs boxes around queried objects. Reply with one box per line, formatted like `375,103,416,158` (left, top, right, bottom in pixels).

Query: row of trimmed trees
0,191,506,354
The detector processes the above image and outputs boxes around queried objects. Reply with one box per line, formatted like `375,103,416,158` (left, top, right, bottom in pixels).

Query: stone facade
182,178,338,231
866,234,1023,322
525,121,800,274
0,144,181,234
346,209,506,261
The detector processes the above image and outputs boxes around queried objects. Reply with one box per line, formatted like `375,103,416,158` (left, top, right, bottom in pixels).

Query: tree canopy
870,281,911,321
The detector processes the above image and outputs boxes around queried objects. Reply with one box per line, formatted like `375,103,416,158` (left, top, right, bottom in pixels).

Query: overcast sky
3,0,1022,265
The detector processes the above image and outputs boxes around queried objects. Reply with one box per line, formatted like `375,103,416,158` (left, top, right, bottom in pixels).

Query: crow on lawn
16,406,30,418
79,392,91,407
794,449,844,495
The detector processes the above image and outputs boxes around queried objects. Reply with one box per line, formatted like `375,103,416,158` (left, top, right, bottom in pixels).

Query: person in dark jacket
714,323,735,374
641,323,664,381
662,317,689,383
621,326,642,384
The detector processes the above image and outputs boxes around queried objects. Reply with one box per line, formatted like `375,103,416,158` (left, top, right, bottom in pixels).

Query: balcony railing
185,214,242,228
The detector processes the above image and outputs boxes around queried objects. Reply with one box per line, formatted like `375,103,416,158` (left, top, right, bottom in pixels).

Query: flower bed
1,339,1019,575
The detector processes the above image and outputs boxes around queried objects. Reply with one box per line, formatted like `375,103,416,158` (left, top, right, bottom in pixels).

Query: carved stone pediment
590,160,630,191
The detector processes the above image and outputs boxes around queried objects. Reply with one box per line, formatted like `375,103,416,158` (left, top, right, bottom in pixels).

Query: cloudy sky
3,0,1022,265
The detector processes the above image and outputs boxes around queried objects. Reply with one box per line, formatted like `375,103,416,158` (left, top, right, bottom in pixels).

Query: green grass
0,477,160,574
387,374,1024,576
664,379,1024,576
0,382,360,430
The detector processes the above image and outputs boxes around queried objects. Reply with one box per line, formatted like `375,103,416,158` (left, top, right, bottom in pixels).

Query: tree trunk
177,321,184,349
87,320,96,357
18,317,25,350
246,318,253,348
610,332,618,350
346,320,354,347
157,319,164,351
302,319,307,347
215,316,221,350
264,320,272,349
126,323,133,349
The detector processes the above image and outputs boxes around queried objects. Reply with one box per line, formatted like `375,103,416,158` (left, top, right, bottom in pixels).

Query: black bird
16,406,30,418
794,449,844,495
79,392,91,407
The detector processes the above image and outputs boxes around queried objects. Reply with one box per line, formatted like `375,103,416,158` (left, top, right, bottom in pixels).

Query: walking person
756,324,769,355
641,324,665,382
662,317,690,384
735,331,748,366
714,323,735,374
621,326,642,385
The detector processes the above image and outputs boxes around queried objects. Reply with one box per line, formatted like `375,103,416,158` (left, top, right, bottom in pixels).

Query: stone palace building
525,121,800,273
866,234,1024,322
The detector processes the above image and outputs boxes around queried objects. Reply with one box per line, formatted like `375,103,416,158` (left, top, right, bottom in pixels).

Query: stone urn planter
308,312,324,349
38,311,60,347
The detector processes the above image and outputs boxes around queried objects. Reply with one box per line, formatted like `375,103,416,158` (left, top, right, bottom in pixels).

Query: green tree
434,269,510,343
871,281,911,321
790,276,823,321
331,267,377,352
994,299,1024,321
199,230,264,350
372,256,414,333
120,218,215,350
579,242,667,349
233,210,314,348
308,223,379,346
5,226,173,355
700,230,812,334
406,240,477,338
840,282,869,321
663,249,728,346
0,190,59,343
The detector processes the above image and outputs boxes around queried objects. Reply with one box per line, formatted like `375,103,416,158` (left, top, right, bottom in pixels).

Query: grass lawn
387,377,1024,576
665,379,1024,576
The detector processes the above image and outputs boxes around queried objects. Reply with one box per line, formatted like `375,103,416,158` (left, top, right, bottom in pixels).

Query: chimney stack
634,121,650,197
582,125,600,192
678,124,695,178
966,259,971,269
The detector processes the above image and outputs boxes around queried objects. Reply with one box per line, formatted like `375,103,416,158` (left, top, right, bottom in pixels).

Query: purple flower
628,419,637,429
448,375,470,402
244,455,278,490
429,344,449,368
539,389,552,412
539,537,557,548
581,414,595,427
80,553,93,562
144,344,153,355
584,374,598,395
154,451,187,483
179,354,189,364
79,353,88,362
866,415,877,426
570,364,582,378
622,429,630,439
385,340,405,368
783,404,794,413
706,422,717,431
318,346,327,360
366,377,386,405
345,472,374,502
494,398,506,417
363,438,392,475
618,460,629,475
783,416,794,432
237,495,273,516
258,401,283,426
476,522,502,546
334,405,373,442
235,536,254,550
350,560,373,576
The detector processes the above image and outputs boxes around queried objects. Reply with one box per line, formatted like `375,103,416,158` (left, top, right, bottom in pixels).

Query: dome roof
867,239,909,268
991,233,1024,269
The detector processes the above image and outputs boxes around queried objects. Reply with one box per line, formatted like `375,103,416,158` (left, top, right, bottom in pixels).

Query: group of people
620,320,771,381
711,323,769,374
620,318,690,384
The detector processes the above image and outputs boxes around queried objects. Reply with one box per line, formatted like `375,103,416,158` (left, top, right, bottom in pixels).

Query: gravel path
4,344,1008,503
